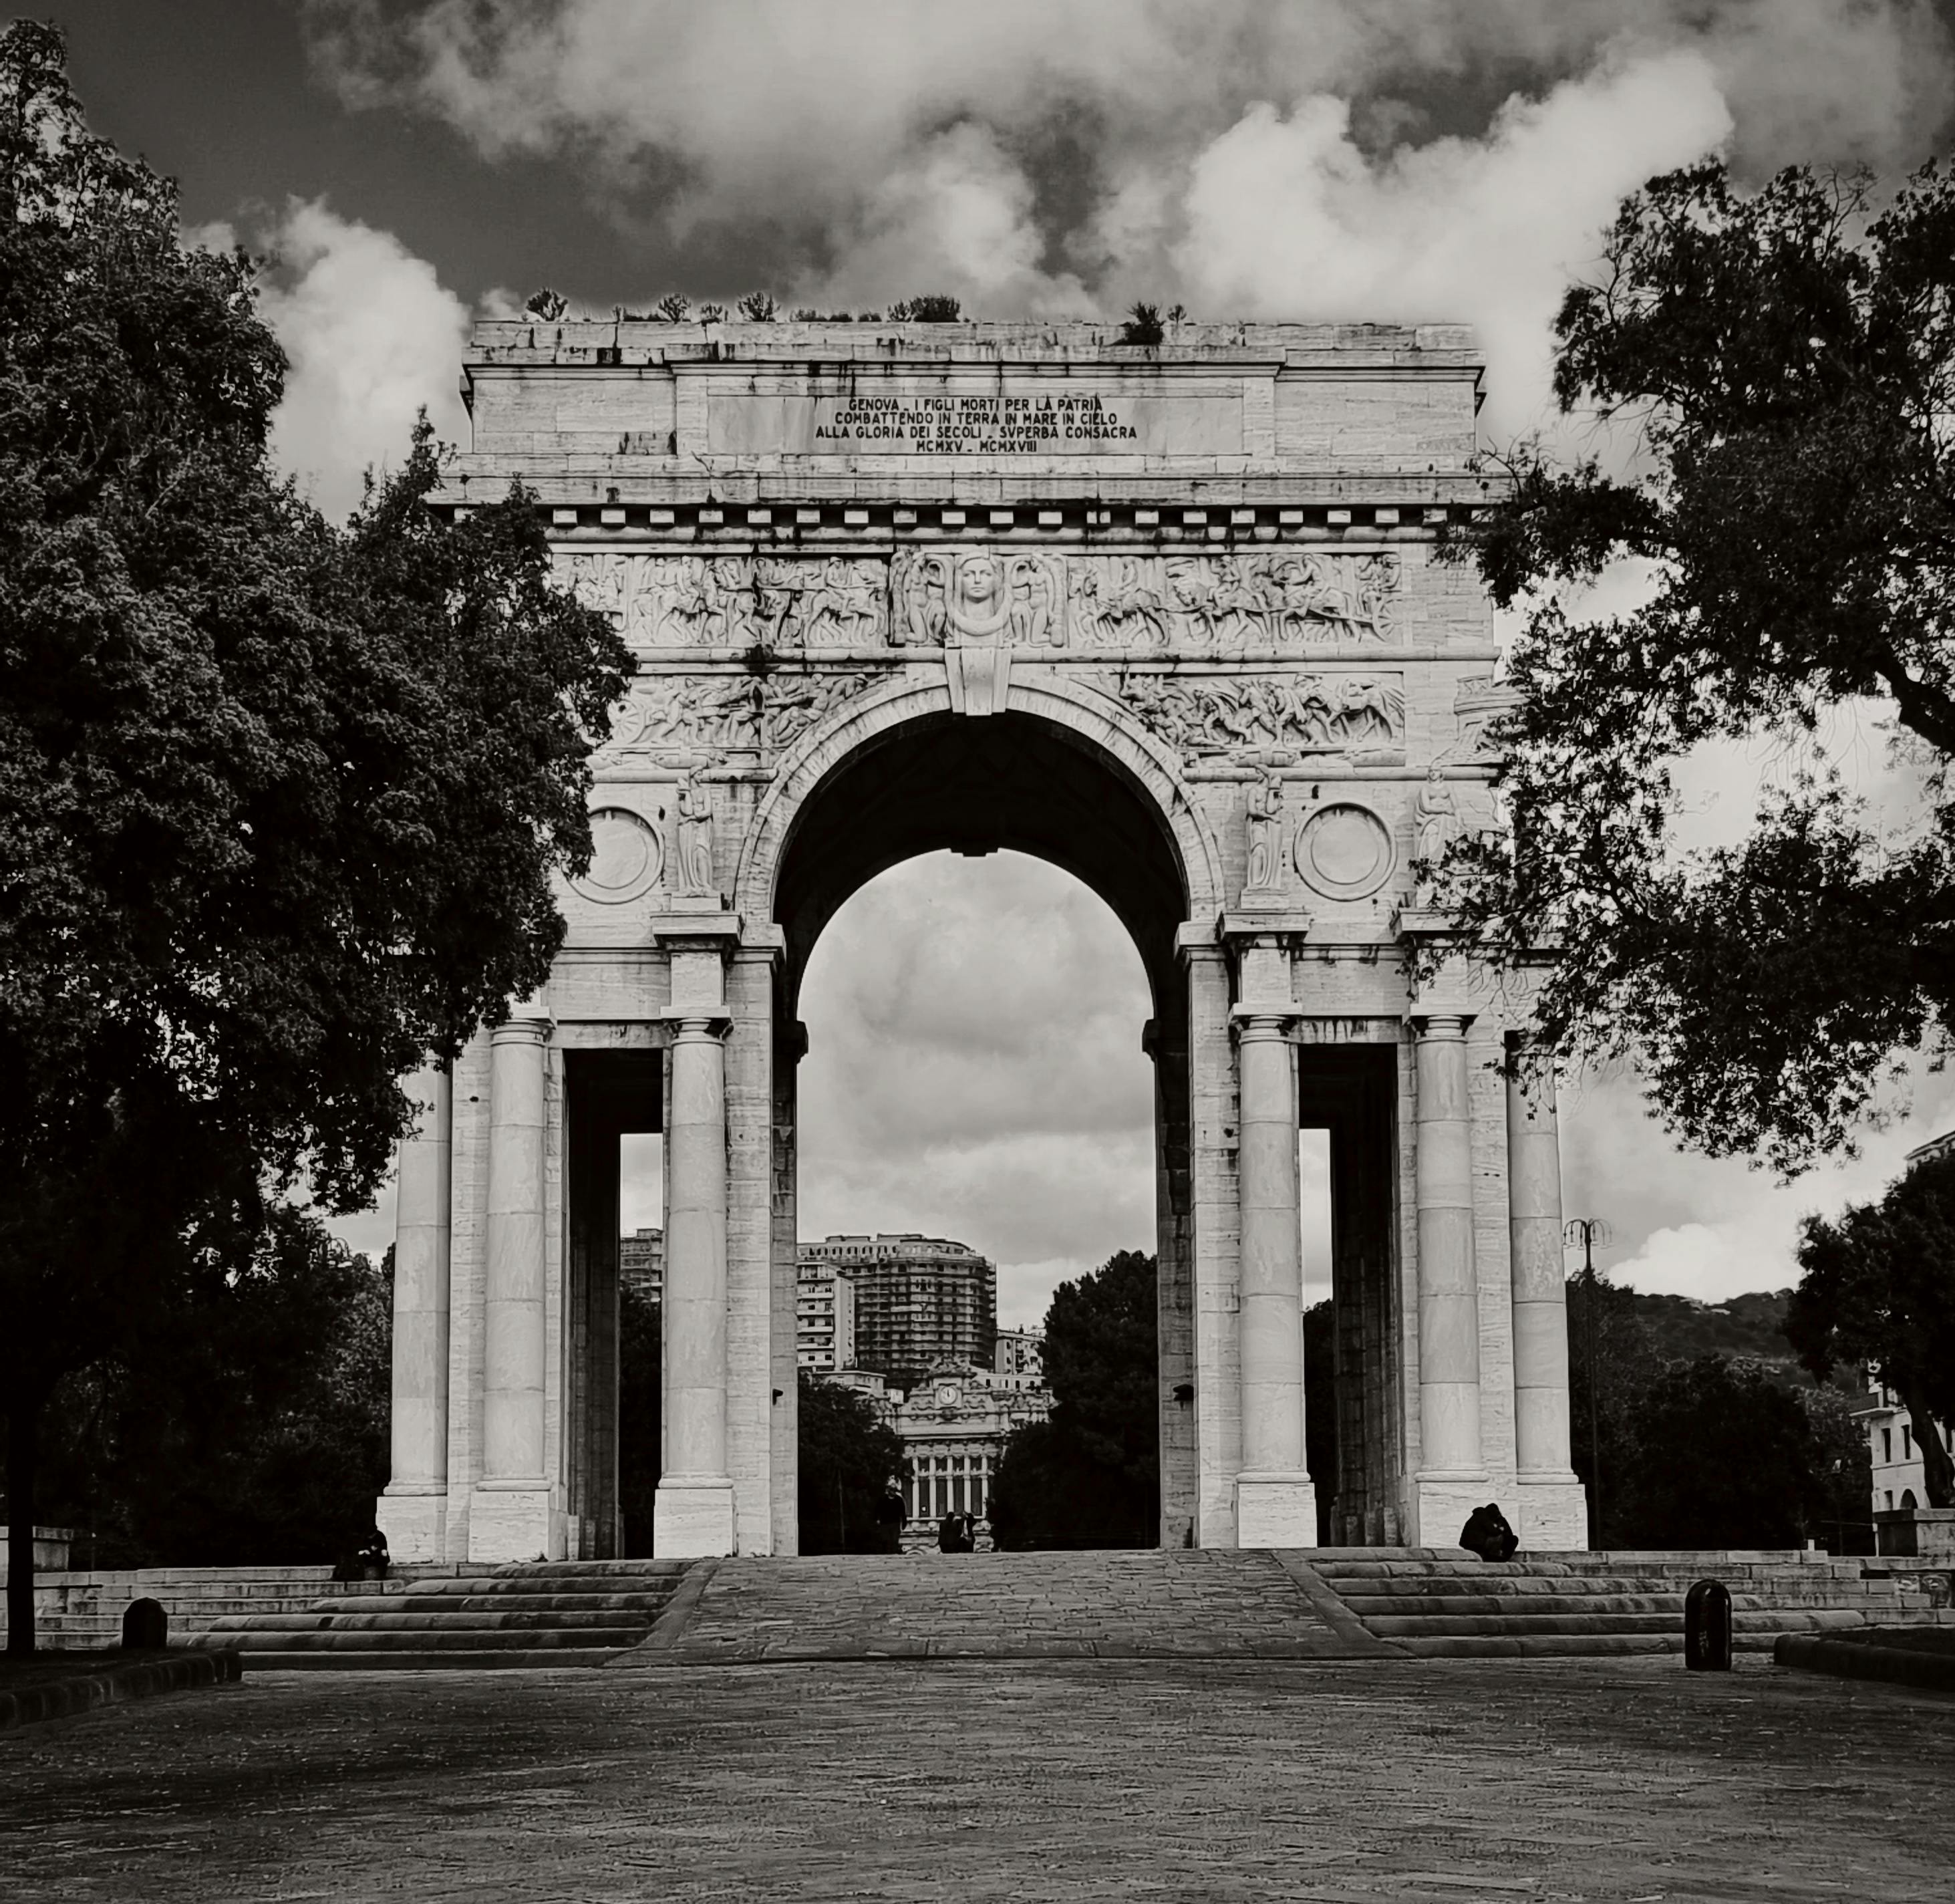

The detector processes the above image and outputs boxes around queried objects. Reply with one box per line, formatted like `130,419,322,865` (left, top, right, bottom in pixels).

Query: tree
1613,1356,1829,1549
1789,1147,1955,1507
0,25,629,1650
797,1372,905,1554
989,1250,1157,1550
31,1216,390,1567
1442,160,1955,1174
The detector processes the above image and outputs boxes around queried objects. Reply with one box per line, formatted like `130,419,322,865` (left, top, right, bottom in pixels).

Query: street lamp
1564,1216,1612,1549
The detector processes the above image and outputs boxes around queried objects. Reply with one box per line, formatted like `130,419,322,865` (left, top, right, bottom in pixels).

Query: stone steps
193,1560,694,1671
1312,1552,1955,1659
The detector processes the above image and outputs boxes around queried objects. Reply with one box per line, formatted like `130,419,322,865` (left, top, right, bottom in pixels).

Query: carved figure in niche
893,549,947,646
814,557,882,647
1244,771,1286,895
1412,767,1459,906
673,778,717,899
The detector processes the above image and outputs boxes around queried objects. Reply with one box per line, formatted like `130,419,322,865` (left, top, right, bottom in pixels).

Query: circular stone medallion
1294,802,1394,901
574,807,663,904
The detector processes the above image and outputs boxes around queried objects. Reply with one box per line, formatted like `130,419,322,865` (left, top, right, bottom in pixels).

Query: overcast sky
59,1,1955,1324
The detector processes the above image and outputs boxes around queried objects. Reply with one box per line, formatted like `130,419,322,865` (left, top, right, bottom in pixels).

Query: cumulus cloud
202,199,472,519
304,3,1951,368
798,853,1154,1325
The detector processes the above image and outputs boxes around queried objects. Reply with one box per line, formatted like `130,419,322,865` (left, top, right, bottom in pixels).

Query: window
1883,1428,1894,1463
1886,1490,1895,1509
1903,1425,1914,1458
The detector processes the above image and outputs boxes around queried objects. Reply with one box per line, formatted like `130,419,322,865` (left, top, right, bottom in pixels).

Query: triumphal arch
375,319,1587,1565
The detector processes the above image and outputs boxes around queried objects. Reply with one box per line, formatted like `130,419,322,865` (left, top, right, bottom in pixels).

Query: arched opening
768,710,1195,1550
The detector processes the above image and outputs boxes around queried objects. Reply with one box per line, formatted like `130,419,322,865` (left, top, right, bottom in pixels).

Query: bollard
1684,1578,1732,1671
122,1597,168,1649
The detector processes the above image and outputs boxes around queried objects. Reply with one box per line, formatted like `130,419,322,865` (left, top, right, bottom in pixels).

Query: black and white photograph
3,3,1954,1897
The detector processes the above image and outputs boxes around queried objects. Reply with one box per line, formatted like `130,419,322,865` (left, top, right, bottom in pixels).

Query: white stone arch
733,666,1227,928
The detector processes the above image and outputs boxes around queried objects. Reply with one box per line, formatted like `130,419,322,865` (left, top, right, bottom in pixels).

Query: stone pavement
2,1654,1950,1901
627,1548,1392,1663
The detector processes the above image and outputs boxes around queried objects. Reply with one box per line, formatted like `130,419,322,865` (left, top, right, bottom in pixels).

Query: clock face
935,1383,959,1405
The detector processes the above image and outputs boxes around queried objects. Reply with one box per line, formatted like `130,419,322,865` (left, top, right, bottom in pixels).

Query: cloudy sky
61,0,1955,1323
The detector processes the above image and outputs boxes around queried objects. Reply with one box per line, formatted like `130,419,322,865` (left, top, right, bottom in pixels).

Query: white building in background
620,1227,663,1303
995,1329,1044,1382
892,1360,1052,1532
796,1258,857,1373
1855,1377,1950,1514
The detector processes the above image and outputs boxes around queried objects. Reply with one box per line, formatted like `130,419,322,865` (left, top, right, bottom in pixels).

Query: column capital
1409,1010,1475,1037
1229,1008,1298,1042
659,1007,732,1041
490,1014,553,1047
650,911,744,951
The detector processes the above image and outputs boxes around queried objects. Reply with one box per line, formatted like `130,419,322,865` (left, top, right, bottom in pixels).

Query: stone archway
373,317,1589,1567
745,680,1217,1550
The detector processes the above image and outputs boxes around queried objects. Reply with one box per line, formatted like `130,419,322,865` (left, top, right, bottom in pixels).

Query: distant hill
1612,1286,1815,1384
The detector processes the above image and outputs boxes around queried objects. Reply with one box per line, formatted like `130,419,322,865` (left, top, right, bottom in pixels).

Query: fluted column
654,1012,738,1556
1234,1012,1316,1544
375,1065,450,1559
1506,1034,1588,1548
470,1004,557,1560
1413,1014,1486,1490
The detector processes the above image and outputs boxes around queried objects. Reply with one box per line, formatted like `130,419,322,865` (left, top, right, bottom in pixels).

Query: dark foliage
17,1216,390,1567
1441,160,1955,1172
1120,303,1165,346
617,1282,661,1557
1614,1356,1831,1549
887,295,961,323
0,24,627,1649
1791,1147,1955,1506
989,1250,1158,1550
797,1373,906,1555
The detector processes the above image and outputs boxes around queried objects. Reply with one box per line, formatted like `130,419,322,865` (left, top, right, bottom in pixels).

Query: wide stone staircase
1310,1550,1955,1659
191,1560,695,1670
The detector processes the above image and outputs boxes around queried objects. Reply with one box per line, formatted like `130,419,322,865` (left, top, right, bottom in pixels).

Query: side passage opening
564,1052,661,1560
1298,1047,1402,1547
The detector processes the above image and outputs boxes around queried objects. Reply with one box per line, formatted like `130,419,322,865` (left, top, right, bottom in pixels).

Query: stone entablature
455,320,1487,490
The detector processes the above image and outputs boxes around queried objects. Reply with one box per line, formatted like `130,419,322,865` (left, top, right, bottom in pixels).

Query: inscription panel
706,384,1243,458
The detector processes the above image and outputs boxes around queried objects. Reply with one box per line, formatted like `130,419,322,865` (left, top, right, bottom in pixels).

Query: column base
1515,1476,1590,1552
375,1485,446,1564
1405,1475,1495,1549
467,1482,561,1564
1235,1472,1318,1548
653,1476,738,1558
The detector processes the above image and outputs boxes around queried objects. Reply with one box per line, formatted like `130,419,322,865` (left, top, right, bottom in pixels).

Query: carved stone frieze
1451,676,1524,762
1118,672,1405,763
595,668,886,765
557,552,888,648
1072,551,1398,649
557,548,1404,654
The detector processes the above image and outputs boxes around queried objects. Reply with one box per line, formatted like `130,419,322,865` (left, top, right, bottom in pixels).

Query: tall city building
795,1258,857,1373
995,1329,1044,1383
798,1234,996,1385
620,1227,664,1303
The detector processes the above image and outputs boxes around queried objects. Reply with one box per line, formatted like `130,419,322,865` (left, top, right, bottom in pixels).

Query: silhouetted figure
1459,1502,1518,1562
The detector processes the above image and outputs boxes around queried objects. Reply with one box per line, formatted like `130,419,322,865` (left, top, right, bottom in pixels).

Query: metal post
1563,1216,1610,1548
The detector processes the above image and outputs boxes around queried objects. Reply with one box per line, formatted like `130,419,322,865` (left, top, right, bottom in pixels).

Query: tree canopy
797,1372,906,1554
0,23,629,1649
1444,159,1955,1173
1790,1147,1955,1507
989,1250,1157,1550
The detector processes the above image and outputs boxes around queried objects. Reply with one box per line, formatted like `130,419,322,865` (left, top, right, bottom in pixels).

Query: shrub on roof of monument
0,23,629,1652
1437,159,1955,1176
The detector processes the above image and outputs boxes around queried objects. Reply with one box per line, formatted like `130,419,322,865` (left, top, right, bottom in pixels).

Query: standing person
937,1509,961,1554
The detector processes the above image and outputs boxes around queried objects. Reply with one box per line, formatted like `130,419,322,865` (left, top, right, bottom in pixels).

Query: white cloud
244,199,472,520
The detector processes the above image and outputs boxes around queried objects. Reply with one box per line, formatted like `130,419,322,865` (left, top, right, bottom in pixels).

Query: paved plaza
2,1655,1949,1901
